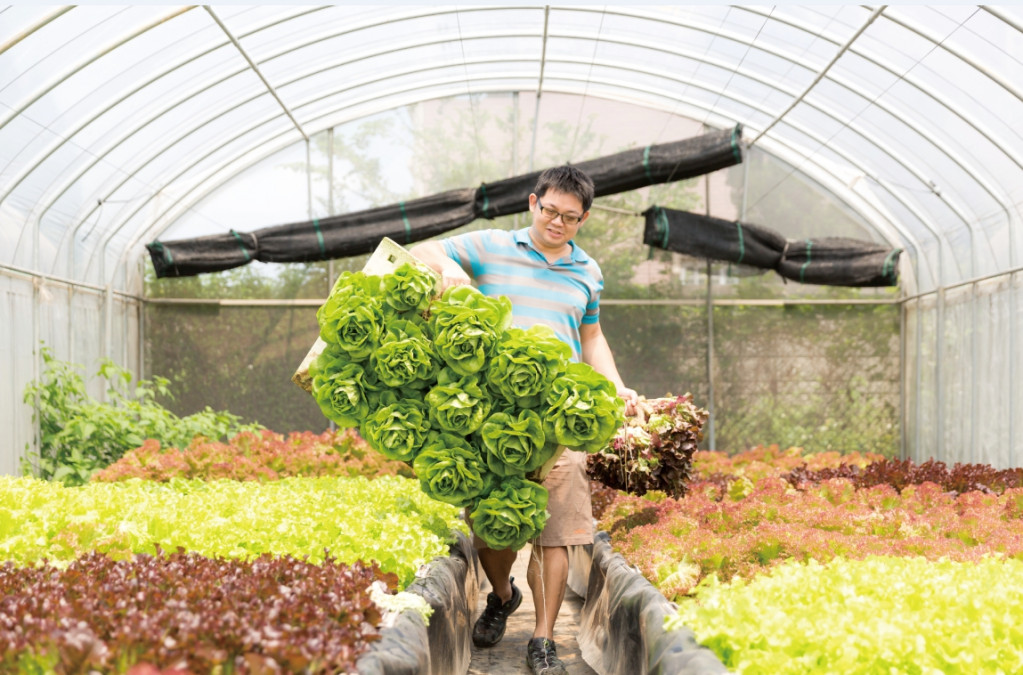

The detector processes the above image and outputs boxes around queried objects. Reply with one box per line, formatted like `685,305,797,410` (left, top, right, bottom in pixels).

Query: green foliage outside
21,347,261,486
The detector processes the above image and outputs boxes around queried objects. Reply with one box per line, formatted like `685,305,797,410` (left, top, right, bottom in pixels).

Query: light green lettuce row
667,555,1023,674
0,475,467,588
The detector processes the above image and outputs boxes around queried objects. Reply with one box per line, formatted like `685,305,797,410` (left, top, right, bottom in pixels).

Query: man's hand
439,265,471,293
618,386,639,417
408,241,472,294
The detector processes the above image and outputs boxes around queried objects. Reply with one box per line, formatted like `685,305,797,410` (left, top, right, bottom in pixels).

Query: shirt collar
513,227,590,264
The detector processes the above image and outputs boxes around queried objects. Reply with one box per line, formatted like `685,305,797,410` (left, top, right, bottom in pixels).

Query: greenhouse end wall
143,298,901,458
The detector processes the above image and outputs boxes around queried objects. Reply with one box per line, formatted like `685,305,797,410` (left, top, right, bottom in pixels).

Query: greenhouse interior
2,5,1023,674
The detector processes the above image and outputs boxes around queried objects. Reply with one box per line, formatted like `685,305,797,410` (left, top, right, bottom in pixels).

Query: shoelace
532,640,558,673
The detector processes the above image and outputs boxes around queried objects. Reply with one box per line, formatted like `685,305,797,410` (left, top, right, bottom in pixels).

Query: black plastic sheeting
356,531,480,675
576,532,729,675
147,125,743,278
643,206,902,287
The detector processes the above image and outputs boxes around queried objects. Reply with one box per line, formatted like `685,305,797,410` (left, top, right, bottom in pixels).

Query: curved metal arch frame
22,5,536,272
87,39,951,286
15,7,988,258
99,37,945,283
110,69,936,291
46,29,552,277
736,5,1023,181
3,4,1006,288
117,73,929,295
0,6,196,131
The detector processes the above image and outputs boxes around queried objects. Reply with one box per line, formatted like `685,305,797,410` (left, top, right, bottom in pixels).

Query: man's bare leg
479,546,518,602
526,544,568,639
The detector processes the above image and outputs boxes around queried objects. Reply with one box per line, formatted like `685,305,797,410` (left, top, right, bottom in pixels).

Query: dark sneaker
472,577,523,647
526,637,567,675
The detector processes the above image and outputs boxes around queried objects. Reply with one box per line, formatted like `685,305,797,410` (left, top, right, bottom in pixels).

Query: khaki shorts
471,448,594,550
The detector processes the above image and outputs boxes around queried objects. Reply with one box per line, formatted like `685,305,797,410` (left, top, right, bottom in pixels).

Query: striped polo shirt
442,227,603,362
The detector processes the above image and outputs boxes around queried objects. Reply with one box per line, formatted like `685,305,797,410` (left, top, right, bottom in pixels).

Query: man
411,165,637,675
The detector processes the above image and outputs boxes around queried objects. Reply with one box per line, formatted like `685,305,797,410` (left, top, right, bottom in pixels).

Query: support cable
566,7,606,161
528,6,550,172
204,6,308,142
750,5,887,146
454,9,485,180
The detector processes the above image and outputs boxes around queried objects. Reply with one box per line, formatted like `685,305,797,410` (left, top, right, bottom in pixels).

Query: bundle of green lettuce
311,262,625,550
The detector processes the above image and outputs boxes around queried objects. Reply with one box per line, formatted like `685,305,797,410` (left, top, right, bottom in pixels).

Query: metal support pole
67,284,74,365
31,275,41,471
970,283,978,464
138,257,146,382
705,259,715,451
704,171,716,450
913,296,923,464
899,295,906,460
528,6,550,173
1011,273,1017,469
512,90,520,229
935,286,945,462
103,283,113,402
33,194,42,465
327,127,335,293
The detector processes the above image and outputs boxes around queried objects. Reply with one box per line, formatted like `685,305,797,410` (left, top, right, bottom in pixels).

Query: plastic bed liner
574,532,729,675
359,530,726,675
357,531,480,675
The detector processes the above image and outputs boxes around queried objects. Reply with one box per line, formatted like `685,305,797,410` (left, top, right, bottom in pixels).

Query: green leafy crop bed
0,475,465,588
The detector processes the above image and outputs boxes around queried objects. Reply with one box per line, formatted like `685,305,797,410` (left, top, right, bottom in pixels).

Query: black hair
533,165,595,212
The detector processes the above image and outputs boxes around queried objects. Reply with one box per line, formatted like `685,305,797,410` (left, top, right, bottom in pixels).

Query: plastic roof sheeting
2,5,1022,294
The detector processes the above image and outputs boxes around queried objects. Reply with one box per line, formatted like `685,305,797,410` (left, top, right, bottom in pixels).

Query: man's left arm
580,321,638,416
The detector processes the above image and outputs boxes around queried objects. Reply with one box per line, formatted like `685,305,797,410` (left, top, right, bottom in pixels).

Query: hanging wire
742,6,840,119
454,9,485,182
648,6,737,207
650,6,734,146
699,6,775,130
566,6,607,162
744,7,979,216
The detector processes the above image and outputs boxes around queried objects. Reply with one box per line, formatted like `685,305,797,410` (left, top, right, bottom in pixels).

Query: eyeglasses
536,198,583,226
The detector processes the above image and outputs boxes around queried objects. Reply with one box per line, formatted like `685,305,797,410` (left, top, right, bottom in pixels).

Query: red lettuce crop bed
0,428,457,674
0,547,394,674
597,445,1023,597
93,428,412,482
595,445,1023,673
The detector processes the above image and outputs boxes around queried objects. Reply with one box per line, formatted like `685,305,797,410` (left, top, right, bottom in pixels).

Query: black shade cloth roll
643,206,902,287
148,125,743,278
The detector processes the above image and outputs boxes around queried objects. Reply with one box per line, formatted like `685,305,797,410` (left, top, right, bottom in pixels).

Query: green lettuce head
479,409,557,477
370,318,438,389
425,367,493,435
361,394,431,463
412,432,486,507
486,325,572,408
382,262,436,314
317,272,384,355
310,345,375,428
542,362,626,453
429,285,513,376
470,477,550,551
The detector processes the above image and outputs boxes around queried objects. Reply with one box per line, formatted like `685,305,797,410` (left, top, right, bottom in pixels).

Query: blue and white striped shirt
442,228,603,362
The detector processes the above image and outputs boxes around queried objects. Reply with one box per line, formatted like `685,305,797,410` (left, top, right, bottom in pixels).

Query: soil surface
467,544,598,675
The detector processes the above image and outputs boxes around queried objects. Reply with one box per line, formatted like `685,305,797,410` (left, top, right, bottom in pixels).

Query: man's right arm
409,241,473,293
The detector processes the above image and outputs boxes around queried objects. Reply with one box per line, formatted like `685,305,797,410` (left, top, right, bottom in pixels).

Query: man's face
528,189,589,255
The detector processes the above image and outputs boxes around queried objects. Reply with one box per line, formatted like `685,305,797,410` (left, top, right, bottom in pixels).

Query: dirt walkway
467,544,598,675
